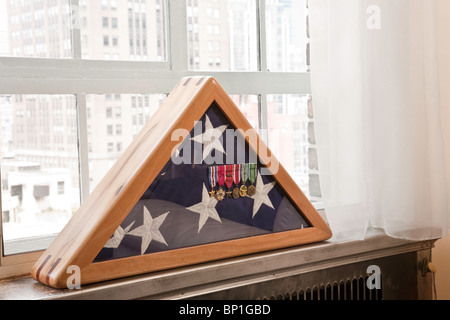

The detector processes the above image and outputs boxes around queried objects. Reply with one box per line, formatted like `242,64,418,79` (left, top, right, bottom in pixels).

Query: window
187,0,258,71
0,94,80,256
115,124,122,135
267,94,310,194
57,181,65,195
115,106,121,118
0,0,312,278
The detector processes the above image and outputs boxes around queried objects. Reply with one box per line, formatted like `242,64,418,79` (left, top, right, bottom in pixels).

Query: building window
57,181,65,195
111,17,118,28
107,124,113,136
115,106,121,118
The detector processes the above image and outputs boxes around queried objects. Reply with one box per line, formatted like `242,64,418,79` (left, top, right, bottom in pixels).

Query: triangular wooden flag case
31,76,332,288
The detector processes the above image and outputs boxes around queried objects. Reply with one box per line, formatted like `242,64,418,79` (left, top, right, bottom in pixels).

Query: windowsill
0,233,437,300
3,234,57,256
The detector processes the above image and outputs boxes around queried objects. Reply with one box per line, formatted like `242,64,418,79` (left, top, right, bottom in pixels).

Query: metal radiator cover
187,251,423,300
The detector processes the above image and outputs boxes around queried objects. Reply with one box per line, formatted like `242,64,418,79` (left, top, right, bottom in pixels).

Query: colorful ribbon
249,163,257,184
241,163,249,184
233,164,241,185
217,165,225,188
208,166,216,190
225,165,234,190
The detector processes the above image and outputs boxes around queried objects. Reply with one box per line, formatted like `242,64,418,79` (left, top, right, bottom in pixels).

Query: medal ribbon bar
208,166,217,198
249,163,257,184
233,164,241,185
225,165,234,190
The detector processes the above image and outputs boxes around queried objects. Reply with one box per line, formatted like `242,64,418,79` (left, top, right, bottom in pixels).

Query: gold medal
215,187,225,201
225,165,233,199
232,164,241,200
208,166,217,198
240,164,249,197
247,185,256,197
232,187,240,199
215,166,226,201
247,163,257,197
239,184,247,197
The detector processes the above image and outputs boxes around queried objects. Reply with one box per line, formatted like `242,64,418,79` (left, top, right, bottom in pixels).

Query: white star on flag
186,184,222,233
128,206,169,255
191,114,228,161
250,172,276,218
104,221,135,249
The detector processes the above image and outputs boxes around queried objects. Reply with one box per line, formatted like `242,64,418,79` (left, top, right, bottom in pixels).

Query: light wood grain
31,76,331,288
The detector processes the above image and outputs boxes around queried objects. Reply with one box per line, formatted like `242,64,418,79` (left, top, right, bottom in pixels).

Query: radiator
263,278,383,301
260,276,383,301
184,248,432,301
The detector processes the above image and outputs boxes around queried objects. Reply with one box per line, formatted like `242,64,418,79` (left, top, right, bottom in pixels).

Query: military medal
208,166,217,198
225,164,234,199
247,163,257,197
232,164,241,199
215,165,226,201
239,163,248,197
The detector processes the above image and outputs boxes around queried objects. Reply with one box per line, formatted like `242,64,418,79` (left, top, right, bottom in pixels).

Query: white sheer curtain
309,0,449,241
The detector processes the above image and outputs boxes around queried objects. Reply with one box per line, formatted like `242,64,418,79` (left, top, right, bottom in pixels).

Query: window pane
1,94,80,255
230,94,259,130
267,94,310,196
266,0,308,72
0,0,72,58
80,0,167,61
86,93,165,192
187,0,258,71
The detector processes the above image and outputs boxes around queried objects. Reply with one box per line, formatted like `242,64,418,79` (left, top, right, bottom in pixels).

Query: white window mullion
257,0,269,143
258,0,268,72
70,0,82,60
259,94,269,144
70,0,89,202
76,94,90,203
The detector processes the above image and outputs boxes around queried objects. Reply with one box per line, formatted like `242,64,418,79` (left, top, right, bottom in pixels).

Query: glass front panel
95,102,310,261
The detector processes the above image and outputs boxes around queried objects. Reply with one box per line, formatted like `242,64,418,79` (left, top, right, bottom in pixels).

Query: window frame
0,0,312,279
